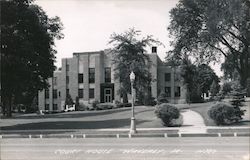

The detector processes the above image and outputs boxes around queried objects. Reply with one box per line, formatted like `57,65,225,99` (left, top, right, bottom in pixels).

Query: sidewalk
179,109,206,133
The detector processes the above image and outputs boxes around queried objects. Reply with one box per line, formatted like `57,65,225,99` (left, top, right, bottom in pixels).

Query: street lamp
129,71,137,134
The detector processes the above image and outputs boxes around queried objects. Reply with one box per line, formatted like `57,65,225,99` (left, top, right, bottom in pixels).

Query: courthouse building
38,47,186,112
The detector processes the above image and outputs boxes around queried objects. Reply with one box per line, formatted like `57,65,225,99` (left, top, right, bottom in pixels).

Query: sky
35,0,223,76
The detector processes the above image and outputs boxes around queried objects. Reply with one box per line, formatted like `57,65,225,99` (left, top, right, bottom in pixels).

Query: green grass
175,101,250,126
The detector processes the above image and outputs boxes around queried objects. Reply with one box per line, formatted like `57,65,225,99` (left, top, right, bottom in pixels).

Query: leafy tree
1,0,64,117
25,95,38,113
221,81,233,96
247,78,250,97
65,94,74,106
109,28,160,103
210,80,220,97
229,82,246,122
180,58,202,103
168,0,250,88
197,64,219,94
180,58,219,102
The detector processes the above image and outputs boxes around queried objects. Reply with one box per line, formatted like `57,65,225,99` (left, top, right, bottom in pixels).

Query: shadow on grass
6,108,132,119
0,118,150,131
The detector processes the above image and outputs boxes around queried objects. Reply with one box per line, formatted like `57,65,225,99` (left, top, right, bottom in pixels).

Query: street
1,137,249,160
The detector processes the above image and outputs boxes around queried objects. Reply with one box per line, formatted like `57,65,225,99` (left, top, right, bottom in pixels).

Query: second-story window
53,89,57,99
89,68,95,83
105,67,111,83
78,74,84,83
45,89,49,99
165,73,171,82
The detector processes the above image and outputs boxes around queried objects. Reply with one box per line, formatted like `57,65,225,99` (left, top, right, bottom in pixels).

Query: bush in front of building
157,92,169,105
208,102,244,125
155,103,180,126
78,103,89,111
96,103,115,110
91,100,100,110
115,101,132,108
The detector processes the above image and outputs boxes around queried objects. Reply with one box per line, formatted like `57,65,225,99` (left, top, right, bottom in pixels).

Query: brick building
38,47,186,112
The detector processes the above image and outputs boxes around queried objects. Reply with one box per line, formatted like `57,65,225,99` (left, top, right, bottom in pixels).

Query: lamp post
129,71,137,134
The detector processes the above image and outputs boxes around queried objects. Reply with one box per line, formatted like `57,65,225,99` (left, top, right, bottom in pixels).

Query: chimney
152,46,157,53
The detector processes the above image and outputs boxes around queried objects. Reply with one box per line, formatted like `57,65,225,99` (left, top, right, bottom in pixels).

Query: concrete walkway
179,109,206,133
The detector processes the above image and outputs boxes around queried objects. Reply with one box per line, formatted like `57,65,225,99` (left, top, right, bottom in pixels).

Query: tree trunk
6,96,12,117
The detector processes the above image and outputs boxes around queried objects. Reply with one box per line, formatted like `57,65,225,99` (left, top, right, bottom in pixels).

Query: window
165,87,171,97
66,64,69,71
89,68,95,83
58,91,61,97
105,67,111,83
53,77,57,86
175,86,181,97
78,74,84,83
89,88,95,98
53,104,58,110
78,89,83,98
53,89,57,99
66,76,69,84
165,73,171,82
45,104,49,110
45,89,49,99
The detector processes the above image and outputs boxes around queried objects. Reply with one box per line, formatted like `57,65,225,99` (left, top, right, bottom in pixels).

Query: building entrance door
104,88,112,103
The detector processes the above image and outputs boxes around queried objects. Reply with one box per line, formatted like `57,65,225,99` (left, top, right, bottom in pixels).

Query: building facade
38,47,186,112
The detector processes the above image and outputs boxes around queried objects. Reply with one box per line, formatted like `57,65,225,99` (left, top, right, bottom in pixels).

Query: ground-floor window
78,89,83,98
175,86,181,97
89,88,95,98
45,104,49,110
53,104,58,110
165,87,171,97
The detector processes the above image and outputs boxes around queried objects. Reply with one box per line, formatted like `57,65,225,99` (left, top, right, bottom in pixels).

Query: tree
109,28,160,103
210,80,220,97
65,94,74,106
1,0,64,117
180,58,219,102
180,58,199,103
168,0,250,88
229,82,246,122
197,64,219,94
221,81,233,96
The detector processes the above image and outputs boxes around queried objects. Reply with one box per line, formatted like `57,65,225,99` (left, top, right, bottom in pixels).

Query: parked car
64,104,75,112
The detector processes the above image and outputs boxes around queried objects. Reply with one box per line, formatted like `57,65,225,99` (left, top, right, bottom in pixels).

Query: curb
0,132,249,139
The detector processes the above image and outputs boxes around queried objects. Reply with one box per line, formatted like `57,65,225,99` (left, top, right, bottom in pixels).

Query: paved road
1,137,249,160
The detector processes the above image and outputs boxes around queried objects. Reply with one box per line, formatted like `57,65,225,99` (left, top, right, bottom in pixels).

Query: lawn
0,106,165,130
176,100,250,126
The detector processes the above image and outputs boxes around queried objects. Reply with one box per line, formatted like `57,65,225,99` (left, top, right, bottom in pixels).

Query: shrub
148,97,157,106
157,92,169,104
116,102,132,108
96,103,115,110
208,102,244,125
91,100,100,110
155,103,180,126
78,103,89,111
